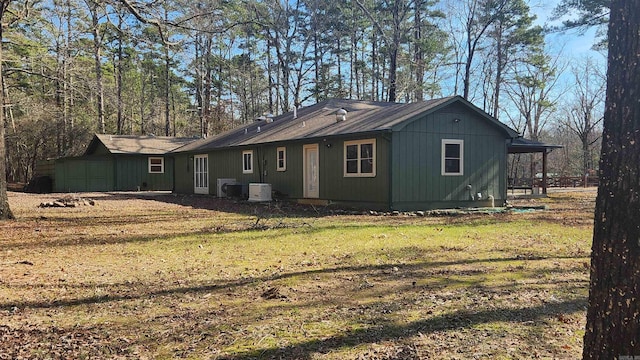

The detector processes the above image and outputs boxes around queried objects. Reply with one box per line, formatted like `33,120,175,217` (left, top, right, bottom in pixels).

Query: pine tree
583,0,640,357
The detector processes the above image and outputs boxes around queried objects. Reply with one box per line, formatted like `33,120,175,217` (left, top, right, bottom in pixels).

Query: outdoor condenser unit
216,178,237,198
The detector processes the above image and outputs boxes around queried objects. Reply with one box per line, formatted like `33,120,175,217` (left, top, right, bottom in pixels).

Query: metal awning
508,137,563,154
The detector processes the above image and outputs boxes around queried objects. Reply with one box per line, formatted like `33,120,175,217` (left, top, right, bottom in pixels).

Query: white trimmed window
148,157,164,174
344,139,376,177
276,147,286,171
242,150,254,174
441,139,464,176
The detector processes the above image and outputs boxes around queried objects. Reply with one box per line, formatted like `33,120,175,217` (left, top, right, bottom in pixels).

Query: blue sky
529,0,605,59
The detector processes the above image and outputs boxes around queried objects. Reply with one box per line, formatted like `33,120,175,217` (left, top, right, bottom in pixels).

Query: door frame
193,154,209,194
303,144,319,198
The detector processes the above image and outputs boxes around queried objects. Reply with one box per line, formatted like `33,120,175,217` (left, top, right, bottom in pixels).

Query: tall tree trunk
194,34,204,136
66,0,74,144
414,0,424,102
203,36,213,137
463,36,473,100
139,65,146,135
163,9,170,136
312,14,320,102
55,40,64,155
89,0,105,134
350,29,356,98
581,133,590,177
371,32,376,100
492,21,503,118
267,39,274,115
0,2,14,219
63,0,72,149
386,0,400,103
164,44,170,136
583,0,640,358
337,37,342,95
388,46,397,102
116,12,124,135
353,34,359,99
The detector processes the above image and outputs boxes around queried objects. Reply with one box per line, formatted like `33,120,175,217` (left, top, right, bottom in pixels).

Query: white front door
194,154,209,194
303,144,319,198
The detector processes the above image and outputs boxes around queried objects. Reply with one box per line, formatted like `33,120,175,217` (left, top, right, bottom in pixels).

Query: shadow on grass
1,253,588,311
1,219,383,250
217,298,586,360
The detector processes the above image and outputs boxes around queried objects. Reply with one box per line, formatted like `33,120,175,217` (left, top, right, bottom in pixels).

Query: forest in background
1,0,606,184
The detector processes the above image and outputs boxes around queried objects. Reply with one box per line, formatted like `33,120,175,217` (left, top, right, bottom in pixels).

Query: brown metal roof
86,134,197,155
174,96,519,153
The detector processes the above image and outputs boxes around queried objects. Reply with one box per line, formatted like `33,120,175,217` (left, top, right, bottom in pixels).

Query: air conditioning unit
248,183,272,202
216,178,237,198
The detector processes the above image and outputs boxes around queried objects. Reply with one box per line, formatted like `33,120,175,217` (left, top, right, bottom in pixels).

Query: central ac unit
248,183,272,202
216,178,237,198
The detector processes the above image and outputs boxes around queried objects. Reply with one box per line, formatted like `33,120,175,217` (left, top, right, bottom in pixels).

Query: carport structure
508,138,563,195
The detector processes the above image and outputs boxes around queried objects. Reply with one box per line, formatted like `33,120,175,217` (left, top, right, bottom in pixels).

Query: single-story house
172,96,528,211
54,134,196,192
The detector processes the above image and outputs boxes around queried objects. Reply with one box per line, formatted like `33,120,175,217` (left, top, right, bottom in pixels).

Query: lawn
0,190,595,359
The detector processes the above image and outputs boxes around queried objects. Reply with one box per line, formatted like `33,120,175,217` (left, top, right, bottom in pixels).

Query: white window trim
276,147,287,172
242,150,254,174
148,157,165,174
343,139,376,178
441,139,464,176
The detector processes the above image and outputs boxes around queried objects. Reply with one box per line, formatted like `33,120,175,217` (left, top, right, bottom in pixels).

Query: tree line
2,0,639,359
0,0,604,184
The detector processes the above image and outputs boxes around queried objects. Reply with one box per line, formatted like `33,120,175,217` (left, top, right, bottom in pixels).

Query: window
344,139,376,177
148,157,164,174
277,147,286,171
242,150,253,174
441,139,464,176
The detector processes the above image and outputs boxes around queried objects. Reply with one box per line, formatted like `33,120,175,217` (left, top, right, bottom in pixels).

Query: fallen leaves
0,190,594,359
0,324,130,359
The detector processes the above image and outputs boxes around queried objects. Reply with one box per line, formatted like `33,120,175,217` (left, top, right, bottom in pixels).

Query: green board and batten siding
172,97,518,211
173,148,267,194
52,134,193,193
319,135,389,208
174,136,391,209
55,155,176,192
55,157,114,192
173,153,194,193
390,104,508,210
114,156,176,191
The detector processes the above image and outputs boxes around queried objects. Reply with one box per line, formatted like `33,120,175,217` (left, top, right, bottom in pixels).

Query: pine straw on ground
0,190,595,359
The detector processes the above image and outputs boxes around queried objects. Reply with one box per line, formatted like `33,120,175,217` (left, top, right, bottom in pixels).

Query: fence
510,175,599,190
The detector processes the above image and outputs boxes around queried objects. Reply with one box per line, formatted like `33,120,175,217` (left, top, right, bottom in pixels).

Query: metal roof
86,134,197,155
508,137,563,154
174,96,520,153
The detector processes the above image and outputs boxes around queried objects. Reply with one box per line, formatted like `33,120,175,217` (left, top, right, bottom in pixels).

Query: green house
54,134,196,192
173,96,522,211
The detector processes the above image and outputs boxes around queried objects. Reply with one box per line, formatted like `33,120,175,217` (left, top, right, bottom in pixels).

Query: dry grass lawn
0,189,595,359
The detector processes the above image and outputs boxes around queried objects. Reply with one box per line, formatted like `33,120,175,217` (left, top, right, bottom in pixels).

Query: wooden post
542,150,548,195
